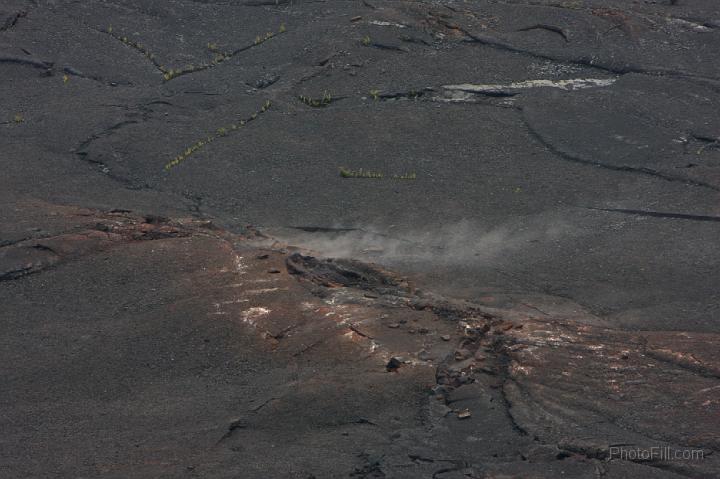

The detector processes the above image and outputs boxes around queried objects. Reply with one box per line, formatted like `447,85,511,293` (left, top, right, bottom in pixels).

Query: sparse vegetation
255,31,275,45
362,35,371,46
106,27,164,74
104,23,287,82
299,91,332,107
340,168,417,180
340,167,384,179
164,100,272,171
13,113,24,123
369,89,380,100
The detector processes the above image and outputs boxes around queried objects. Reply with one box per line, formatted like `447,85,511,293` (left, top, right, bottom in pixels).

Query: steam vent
2,1,719,477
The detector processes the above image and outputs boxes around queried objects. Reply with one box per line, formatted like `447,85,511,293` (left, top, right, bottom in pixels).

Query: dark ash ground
1,1,719,478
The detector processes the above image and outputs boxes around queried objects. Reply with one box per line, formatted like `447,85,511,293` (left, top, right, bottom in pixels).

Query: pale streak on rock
369,20,407,28
244,287,284,295
443,78,617,95
241,307,271,325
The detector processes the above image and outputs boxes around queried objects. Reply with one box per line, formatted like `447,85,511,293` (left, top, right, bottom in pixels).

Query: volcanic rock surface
1,0,719,478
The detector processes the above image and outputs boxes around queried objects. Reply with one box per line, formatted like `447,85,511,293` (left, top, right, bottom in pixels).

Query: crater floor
1,1,719,477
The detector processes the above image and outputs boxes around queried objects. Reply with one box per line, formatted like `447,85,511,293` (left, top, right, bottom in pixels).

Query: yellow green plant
299,91,332,107
105,24,286,83
339,167,417,180
339,167,384,179
163,27,283,81
164,100,272,171
104,27,166,76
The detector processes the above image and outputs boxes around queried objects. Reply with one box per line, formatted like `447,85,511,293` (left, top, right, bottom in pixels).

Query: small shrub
339,167,384,179
299,91,332,107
